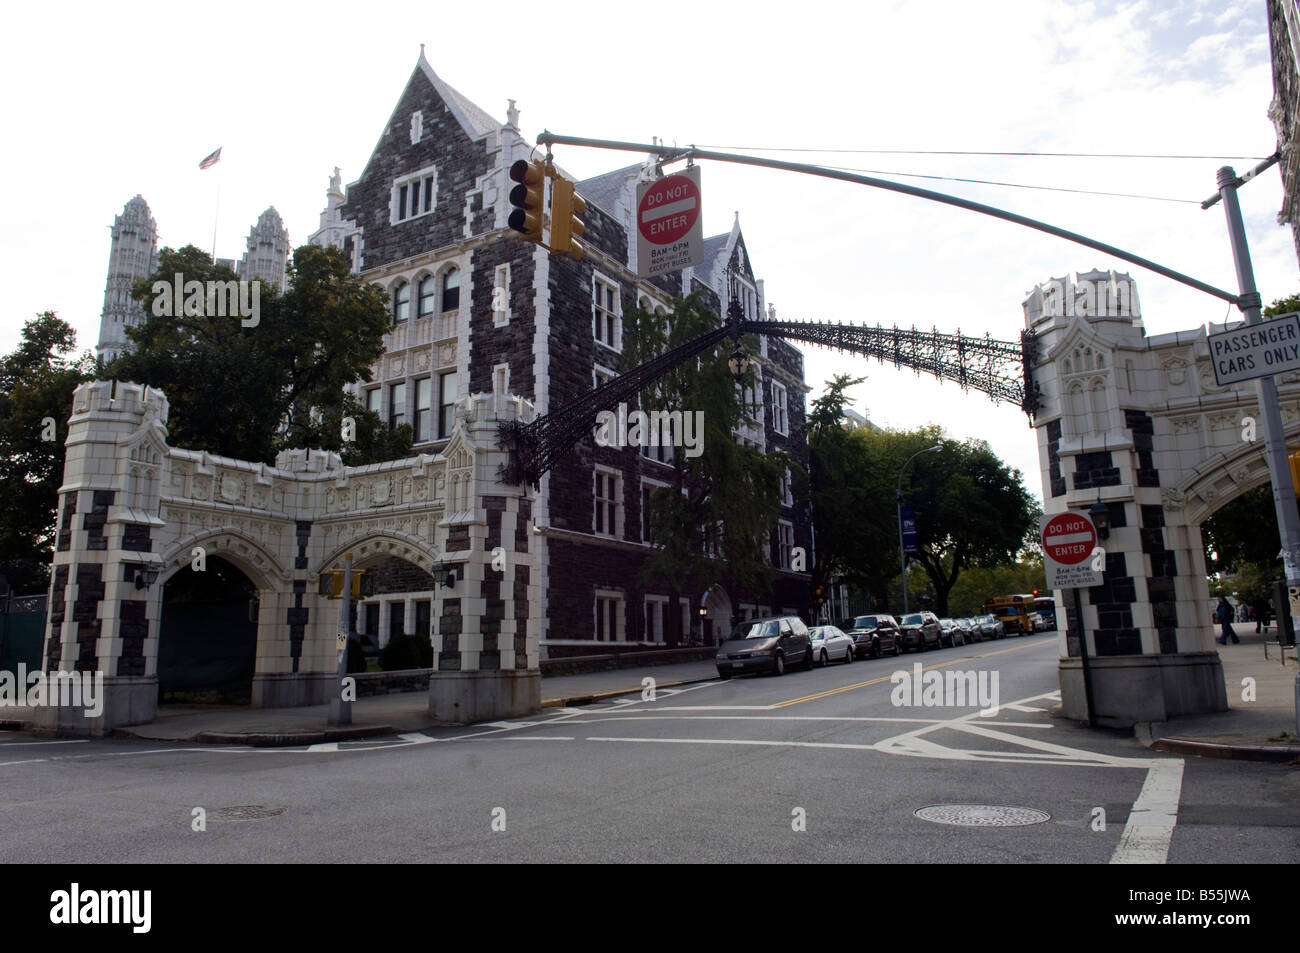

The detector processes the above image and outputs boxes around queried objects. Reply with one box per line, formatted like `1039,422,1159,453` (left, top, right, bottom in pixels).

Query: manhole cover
914,805,1050,827
214,805,286,820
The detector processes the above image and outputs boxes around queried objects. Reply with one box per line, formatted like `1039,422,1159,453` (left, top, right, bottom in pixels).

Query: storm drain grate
214,805,286,821
914,805,1050,827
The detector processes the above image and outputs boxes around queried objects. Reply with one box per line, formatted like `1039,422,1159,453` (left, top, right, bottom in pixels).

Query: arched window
418,276,437,317
1090,379,1108,435
441,268,460,312
393,282,410,323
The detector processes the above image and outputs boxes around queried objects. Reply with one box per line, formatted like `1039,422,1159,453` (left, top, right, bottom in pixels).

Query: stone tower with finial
95,196,160,364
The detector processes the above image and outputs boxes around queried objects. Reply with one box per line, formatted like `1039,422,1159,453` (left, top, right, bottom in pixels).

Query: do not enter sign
1043,513,1096,565
636,165,704,278
1040,512,1103,589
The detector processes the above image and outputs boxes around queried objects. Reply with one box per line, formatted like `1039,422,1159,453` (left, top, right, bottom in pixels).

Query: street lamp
897,444,942,615
1088,495,1111,540
728,348,748,383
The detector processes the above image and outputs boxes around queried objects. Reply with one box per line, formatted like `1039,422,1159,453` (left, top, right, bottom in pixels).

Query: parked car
847,613,903,658
898,611,943,652
938,618,968,648
958,617,983,643
974,613,1006,640
810,625,855,666
715,615,815,678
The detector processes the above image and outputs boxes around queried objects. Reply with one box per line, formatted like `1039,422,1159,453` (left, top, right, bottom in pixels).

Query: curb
117,724,399,748
540,674,718,709
1151,737,1300,763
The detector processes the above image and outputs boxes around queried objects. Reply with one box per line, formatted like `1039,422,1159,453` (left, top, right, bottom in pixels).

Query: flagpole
210,163,221,264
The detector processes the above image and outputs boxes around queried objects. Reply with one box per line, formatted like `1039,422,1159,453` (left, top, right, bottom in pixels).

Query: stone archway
1023,270,1300,727
701,584,733,646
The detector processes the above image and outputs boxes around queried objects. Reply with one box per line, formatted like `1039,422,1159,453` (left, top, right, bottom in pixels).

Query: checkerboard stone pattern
1023,271,1300,726
34,380,542,735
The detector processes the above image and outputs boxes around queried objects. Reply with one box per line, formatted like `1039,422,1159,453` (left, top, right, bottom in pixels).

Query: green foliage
1264,293,1300,317
379,633,432,671
808,417,1038,617
1218,560,1277,605
944,556,1047,617
0,313,96,591
106,244,400,465
622,293,788,642
1202,484,1283,574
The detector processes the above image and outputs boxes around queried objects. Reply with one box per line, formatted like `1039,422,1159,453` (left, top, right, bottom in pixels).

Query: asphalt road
1,632,1297,864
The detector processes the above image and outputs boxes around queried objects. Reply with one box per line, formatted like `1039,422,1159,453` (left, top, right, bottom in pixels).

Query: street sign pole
328,552,353,727
1215,166,1300,735
1073,587,1096,728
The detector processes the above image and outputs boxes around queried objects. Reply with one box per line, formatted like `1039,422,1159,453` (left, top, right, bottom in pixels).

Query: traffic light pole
328,551,353,727
1208,163,1300,734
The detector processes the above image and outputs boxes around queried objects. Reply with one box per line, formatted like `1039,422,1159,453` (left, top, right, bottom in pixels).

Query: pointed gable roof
353,49,502,186
416,51,500,140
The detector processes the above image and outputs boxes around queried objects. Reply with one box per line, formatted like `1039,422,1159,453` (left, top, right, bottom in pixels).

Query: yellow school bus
981,594,1037,635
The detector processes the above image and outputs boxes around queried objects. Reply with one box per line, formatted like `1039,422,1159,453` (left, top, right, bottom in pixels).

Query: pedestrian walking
1215,596,1239,645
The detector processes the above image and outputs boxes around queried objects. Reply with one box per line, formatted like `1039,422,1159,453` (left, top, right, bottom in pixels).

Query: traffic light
508,159,546,245
1290,451,1300,498
550,173,587,260
812,584,826,609
318,568,368,600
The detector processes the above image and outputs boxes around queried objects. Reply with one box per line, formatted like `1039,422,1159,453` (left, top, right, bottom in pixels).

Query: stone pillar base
428,670,540,724
251,672,336,708
1059,652,1227,728
26,675,157,737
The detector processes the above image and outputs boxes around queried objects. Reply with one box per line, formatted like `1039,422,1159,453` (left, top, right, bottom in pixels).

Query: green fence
1,594,47,673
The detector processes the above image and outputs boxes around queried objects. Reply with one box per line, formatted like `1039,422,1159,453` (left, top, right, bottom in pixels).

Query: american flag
198,147,222,170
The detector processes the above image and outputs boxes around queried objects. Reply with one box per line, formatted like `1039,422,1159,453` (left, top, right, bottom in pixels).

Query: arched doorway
701,584,733,646
156,555,259,704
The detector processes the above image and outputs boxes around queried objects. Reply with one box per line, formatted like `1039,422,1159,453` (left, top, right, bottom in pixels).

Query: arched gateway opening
156,555,258,704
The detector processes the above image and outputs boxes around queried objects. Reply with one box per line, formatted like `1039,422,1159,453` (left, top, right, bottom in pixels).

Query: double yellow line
771,637,1052,708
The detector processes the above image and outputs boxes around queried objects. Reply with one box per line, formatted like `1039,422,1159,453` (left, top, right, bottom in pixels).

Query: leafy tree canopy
622,292,789,642
106,244,408,465
0,312,96,591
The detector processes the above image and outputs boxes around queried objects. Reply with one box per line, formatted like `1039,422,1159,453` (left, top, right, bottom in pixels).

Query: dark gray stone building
311,50,813,654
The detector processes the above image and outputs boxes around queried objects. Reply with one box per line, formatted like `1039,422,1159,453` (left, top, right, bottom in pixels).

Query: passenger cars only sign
636,166,703,278
1207,312,1300,386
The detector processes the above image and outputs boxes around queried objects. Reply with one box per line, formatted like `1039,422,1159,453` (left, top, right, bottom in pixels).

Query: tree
855,427,1039,616
0,313,96,591
1202,485,1283,575
807,374,897,595
106,244,406,465
621,293,788,644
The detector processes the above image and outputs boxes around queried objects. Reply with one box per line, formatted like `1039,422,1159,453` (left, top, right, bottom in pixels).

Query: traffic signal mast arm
534,132,1239,306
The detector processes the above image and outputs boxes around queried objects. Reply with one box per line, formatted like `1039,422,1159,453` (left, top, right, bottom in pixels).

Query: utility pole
327,552,353,727
1209,161,1300,733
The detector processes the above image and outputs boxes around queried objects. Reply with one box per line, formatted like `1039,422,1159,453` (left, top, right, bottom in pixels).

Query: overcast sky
1,0,1294,503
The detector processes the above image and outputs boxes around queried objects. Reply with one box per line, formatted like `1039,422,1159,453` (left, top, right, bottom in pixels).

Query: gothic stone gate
1024,270,1300,727
33,380,540,736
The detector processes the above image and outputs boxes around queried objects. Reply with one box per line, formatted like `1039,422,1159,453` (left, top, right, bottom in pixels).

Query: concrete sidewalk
1,660,722,746
1143,622,1300,762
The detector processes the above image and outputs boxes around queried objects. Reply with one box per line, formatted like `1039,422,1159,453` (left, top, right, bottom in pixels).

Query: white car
809,625,855,666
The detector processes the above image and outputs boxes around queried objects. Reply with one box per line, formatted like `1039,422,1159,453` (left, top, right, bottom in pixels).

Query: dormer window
391,165,437,224
410,110,424,144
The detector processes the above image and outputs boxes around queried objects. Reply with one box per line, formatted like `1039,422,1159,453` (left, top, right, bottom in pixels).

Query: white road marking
0,739,89,747
588,736,877,751
1111,759,1184,865
307,743,339,752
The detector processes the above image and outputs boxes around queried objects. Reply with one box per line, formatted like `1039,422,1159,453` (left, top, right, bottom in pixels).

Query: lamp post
897,444,942,615
327,552,353,727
